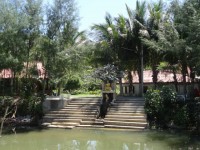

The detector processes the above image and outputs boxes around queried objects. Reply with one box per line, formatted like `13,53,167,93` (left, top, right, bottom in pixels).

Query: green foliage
64,77,81,92
145,86,177,128
17,96,42,116
0,96,15,117
92,64,119,82
145,86,200,129
87,83,101,91
173,105,189,127
20,78,38,98
144,88,162,128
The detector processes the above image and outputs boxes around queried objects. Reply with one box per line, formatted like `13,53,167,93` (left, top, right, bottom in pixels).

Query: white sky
44,0,168,32
77,0,136,31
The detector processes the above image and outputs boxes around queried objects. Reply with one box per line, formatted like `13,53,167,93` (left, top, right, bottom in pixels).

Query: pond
0,128,200,150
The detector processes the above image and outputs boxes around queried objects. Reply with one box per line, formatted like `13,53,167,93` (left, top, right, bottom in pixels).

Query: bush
88,83,101,91
173,105,189,127
17,96,43,118
145,86,177,129
145,89,162,128
64,77,81,93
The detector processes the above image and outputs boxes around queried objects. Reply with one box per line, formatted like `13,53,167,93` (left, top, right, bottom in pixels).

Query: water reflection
0,129,200,150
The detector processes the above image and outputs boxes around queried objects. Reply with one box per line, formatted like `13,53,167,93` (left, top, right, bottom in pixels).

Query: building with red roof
0,62,46,79
121,70,198,96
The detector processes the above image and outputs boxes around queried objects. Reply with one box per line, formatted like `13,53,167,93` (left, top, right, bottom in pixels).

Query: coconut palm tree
91,13,123,66
143,0,164,89
124,0,147,96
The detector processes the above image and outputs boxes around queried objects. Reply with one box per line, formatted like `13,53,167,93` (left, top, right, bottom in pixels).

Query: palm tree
91,13,127,95
144,0,164,89
91,13,122,65
125,0,147,96
92,1,148,96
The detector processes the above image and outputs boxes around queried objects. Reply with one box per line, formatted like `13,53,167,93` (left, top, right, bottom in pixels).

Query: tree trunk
182,63,187,96
10,77,13,96
26,51,30,78
119,77,123,95
152,65,159,89
3,70,5,98
172,68,178,92
0,106,9,137
57,82,61,96
138,44,144,97
128,71,133,95
42,70,47,100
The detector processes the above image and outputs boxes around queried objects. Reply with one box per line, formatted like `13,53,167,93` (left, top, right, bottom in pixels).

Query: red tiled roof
0,62,46,79
0,69,13,78
122,70,191,83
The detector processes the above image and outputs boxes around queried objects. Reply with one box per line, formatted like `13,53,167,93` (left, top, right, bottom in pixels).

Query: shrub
173,105,189,127
145,88,162,128
88,83,101,91
145,86,177,129
17,96,43,118
64,77,81,93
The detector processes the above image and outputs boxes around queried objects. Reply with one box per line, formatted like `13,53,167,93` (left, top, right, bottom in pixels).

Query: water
0,128,200,150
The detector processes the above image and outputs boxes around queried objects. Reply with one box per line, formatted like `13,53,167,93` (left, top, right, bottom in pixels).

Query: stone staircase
42,97,147,130
42,97,102,129
104,97,147,130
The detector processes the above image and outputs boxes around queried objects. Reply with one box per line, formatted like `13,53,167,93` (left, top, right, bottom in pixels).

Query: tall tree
145,0,164,89
42,0,82,95
22,0,43,78
0,0,29,94
125,0,147,96
91,13,119,65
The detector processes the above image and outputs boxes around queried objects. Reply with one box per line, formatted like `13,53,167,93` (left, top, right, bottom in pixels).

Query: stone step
104,125,146,130
106,114,146,119
111,105,144,108
47,124,75,129
109,109,145,112
68,102,100,105
110,108,144,111
41,122,51,126
66,104,99,107
43,118,81,123
104,120,147,127
109,109,145,113
44,114,97,118
70,100,101,103
43,116,97,121
46,111,97,115
63,107,99,110
80,120,104,126
70,98,100,101
51,122,80,126
108,111,145,114
77,125,104,128
52,118,81,122
107,112,146,116
104,118,146,122
111,103,144,107
61,107,98,110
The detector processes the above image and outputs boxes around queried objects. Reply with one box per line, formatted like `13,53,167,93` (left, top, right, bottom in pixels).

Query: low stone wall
43,95,70,112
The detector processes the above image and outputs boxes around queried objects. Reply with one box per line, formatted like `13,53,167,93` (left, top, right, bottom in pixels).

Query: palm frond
125,4,134,31
105,12,113,26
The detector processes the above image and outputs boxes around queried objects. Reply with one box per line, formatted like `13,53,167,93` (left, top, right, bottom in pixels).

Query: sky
77,0,136,31
44,0,161,32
